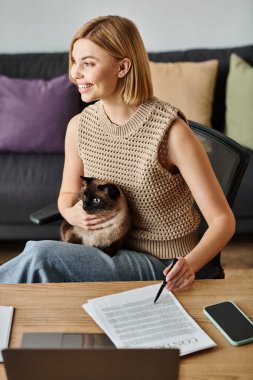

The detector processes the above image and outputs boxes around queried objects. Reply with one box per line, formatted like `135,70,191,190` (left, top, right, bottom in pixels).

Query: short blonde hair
69,15,153,106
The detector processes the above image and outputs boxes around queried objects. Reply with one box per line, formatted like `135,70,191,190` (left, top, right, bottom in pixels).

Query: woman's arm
58,113,92,228
58,114,115,230
58,113,83,216
163,118,235,292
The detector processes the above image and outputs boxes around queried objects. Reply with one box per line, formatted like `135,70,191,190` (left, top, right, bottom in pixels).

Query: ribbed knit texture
78,97,200,259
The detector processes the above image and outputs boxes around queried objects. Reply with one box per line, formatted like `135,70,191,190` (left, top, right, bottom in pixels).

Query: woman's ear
118,58,131,78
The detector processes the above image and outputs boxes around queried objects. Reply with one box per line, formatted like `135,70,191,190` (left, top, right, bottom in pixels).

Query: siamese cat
60,177,131,257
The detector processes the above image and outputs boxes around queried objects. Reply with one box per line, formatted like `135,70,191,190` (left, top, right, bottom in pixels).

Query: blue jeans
0,240,174,284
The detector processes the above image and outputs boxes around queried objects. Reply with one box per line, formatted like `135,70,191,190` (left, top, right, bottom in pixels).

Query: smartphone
203,301,253,346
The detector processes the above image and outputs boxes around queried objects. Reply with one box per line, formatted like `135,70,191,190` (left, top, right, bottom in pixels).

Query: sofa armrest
30,203,62,225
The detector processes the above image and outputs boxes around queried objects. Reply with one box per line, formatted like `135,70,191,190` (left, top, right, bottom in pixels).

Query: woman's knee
24,240,57,253
19,240,67,282
22,240,60,264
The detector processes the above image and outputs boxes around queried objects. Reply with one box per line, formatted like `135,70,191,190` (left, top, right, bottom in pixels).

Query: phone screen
205,301,253,342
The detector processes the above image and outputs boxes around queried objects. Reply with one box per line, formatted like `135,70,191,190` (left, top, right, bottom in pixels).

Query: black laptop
3,333,180,380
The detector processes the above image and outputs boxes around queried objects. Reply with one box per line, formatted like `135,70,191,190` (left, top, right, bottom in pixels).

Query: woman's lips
78,83,94,93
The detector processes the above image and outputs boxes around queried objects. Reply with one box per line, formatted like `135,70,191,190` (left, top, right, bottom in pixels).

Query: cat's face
80,177,121,214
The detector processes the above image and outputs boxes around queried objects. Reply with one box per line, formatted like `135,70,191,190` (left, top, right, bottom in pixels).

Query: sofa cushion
149,59,218,127
0,152,64,224
0,74,80,152
148,45,253,132
225,54,253,149
0,52,69,79
0,52,85,111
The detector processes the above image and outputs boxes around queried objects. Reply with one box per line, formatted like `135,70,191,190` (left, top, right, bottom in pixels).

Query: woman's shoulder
66,112,81,134
148,97,188,126
69,112,81,124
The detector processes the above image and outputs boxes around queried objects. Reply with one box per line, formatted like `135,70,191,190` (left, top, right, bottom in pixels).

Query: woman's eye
83,62,94,67
93,198,101,204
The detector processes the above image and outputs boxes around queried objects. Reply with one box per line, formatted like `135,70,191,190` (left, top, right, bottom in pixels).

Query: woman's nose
71,64,83,80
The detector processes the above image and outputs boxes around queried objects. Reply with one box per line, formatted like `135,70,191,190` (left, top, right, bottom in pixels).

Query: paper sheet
83,284,215,356
0,306,14,362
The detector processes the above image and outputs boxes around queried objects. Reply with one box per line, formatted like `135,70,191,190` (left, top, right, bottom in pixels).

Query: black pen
154,258,178,304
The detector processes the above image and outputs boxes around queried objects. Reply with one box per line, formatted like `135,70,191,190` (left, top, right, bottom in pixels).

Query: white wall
0,0,252,53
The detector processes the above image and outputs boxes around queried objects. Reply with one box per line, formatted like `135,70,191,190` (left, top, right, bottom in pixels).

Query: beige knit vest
78,97,200,259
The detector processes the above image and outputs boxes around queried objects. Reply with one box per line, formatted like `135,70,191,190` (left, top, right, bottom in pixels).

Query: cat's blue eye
93,198,101,204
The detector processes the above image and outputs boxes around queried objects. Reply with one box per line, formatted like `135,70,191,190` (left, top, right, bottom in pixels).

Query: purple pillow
0,74,80,152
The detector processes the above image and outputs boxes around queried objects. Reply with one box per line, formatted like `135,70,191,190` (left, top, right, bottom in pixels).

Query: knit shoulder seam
154,112,183,179
150,100,188,178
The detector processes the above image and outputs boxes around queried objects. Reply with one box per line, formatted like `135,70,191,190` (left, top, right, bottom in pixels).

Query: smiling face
71,38,124,104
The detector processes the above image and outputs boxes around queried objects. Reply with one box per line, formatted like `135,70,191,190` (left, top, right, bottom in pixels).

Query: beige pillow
225,53,253,149
149,60,219,127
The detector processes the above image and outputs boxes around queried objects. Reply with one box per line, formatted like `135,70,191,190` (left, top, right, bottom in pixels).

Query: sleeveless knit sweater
77,97,200,259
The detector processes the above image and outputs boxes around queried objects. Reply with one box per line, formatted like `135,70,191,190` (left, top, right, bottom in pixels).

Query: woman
0,16,235,289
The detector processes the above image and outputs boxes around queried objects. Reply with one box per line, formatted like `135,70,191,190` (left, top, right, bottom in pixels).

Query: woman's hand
63,200,116,230
163,257,195,293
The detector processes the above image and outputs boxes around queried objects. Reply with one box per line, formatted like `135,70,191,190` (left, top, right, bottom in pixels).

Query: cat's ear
108,185,120,200
80,176,93,184
99,184,120,200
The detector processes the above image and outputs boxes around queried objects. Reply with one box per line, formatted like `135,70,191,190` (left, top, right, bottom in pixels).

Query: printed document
83,284,215,356
0,306,14,362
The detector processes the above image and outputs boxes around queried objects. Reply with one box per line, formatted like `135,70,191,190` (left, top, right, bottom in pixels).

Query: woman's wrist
183,255,199,274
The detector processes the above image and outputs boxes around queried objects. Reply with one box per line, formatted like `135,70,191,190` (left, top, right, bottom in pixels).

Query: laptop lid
3,348,180,380
21,333,115,349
